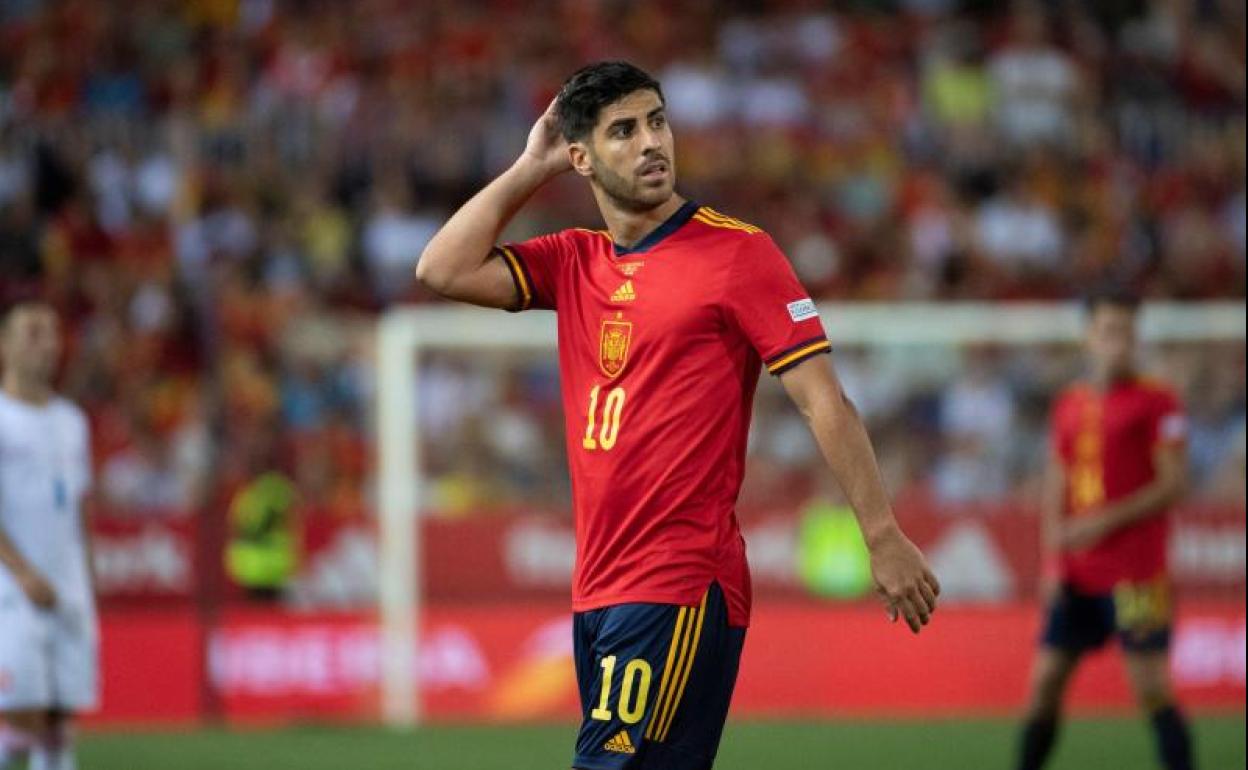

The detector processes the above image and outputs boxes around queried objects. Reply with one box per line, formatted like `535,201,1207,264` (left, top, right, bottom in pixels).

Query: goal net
375,301,1245,726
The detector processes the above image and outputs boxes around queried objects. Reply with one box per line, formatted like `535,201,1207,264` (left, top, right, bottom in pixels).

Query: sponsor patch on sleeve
786,298,818,323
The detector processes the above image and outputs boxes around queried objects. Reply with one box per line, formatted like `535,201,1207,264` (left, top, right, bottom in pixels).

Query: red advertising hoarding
90,503,1247,607
90,602,1246,726
87,502,1244,726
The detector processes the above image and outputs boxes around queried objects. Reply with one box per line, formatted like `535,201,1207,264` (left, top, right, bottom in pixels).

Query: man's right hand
519,99,572,180
416,97,568,308
18,568,57,609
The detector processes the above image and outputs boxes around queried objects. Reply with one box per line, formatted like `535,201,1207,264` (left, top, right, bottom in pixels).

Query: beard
18,355,57,385
590,154,674,213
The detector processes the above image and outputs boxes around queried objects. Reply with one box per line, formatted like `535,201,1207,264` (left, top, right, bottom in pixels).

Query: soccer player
417,61,939,770
1016,289,1194,770
0,300,97,770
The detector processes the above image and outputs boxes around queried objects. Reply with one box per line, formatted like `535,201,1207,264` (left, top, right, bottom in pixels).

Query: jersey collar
613,200,699,257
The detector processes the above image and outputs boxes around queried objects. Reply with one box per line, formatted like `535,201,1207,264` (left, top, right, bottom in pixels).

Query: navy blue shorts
572,582,747,770
1042,579,1172,654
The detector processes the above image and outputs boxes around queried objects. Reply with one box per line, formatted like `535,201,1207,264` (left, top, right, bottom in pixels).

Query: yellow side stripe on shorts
648,601,701,743
766,340,831,374
655,591,709,742
644,607,689,741
499,246,531,310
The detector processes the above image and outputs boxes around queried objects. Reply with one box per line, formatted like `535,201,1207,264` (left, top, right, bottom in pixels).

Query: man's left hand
867,525,941,634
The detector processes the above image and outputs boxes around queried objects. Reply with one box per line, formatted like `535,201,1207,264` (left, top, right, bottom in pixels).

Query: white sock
54,723,77,770
0,724,36,769
29,743,54,770
29,724,75,770
57,745,79,770
31,752,76,770
28,745,64,770
0,746,23,769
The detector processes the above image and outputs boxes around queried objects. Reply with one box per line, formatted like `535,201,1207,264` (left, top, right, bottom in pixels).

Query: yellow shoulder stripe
693,213,762,235
695,207,762,234
1133,376,1172,393
697,207,759,229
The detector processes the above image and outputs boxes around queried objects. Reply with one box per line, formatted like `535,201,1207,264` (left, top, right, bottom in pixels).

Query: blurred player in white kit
0,300,97,770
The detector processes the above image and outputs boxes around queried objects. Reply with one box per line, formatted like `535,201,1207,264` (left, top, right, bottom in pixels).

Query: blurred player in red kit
1016,289,1194,770
416,61,940,770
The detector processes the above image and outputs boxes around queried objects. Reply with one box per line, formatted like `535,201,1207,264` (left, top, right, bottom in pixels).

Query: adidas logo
610,281,636,303
603,730,636,754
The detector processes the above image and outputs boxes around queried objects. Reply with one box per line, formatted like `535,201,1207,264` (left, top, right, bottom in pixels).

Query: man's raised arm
415,101,569,308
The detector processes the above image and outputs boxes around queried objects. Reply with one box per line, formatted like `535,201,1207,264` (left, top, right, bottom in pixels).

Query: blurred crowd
420,340,1246,517
0,0,1243,521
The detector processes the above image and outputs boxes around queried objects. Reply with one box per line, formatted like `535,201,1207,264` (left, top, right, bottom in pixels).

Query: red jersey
1051,377,1188,593
499,201,830,627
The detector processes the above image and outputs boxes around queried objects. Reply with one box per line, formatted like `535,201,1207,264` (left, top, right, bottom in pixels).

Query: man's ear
569,142,594,178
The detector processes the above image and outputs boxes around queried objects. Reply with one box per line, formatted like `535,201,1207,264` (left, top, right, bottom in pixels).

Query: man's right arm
416,101,570,308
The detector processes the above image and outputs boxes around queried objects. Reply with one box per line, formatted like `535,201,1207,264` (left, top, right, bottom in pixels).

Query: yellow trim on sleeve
766,340,832,374
500,246,532,310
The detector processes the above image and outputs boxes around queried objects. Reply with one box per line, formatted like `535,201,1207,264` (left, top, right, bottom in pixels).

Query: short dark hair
556,61,664,142
1083,285,1141,316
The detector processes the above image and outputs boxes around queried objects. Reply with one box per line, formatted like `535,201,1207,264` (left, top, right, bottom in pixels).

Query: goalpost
374,301,1245,727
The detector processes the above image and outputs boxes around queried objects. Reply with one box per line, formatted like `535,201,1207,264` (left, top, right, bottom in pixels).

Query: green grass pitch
81,715,1244,769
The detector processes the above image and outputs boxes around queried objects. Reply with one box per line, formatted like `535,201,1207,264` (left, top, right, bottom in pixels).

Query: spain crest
598,318,632,379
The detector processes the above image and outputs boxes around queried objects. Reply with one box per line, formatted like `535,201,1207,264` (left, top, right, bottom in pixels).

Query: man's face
1,305,61,385
1086,304,1137,379
574,89,676,212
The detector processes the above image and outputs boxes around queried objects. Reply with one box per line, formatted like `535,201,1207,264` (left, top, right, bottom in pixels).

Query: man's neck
2,375,52,405
597,193,686,249
1090,367,1134,392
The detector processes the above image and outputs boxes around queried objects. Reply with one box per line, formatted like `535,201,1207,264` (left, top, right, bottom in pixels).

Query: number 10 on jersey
583,385,626,451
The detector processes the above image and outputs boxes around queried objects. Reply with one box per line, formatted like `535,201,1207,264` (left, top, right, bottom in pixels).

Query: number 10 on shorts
592,655,652,724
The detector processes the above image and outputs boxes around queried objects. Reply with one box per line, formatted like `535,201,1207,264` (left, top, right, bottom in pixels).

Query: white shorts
0,595,98,712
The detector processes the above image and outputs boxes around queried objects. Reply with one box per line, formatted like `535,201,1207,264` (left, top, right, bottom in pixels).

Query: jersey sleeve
722,234,830,376
497,231,570,312
1148,388,1188,448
